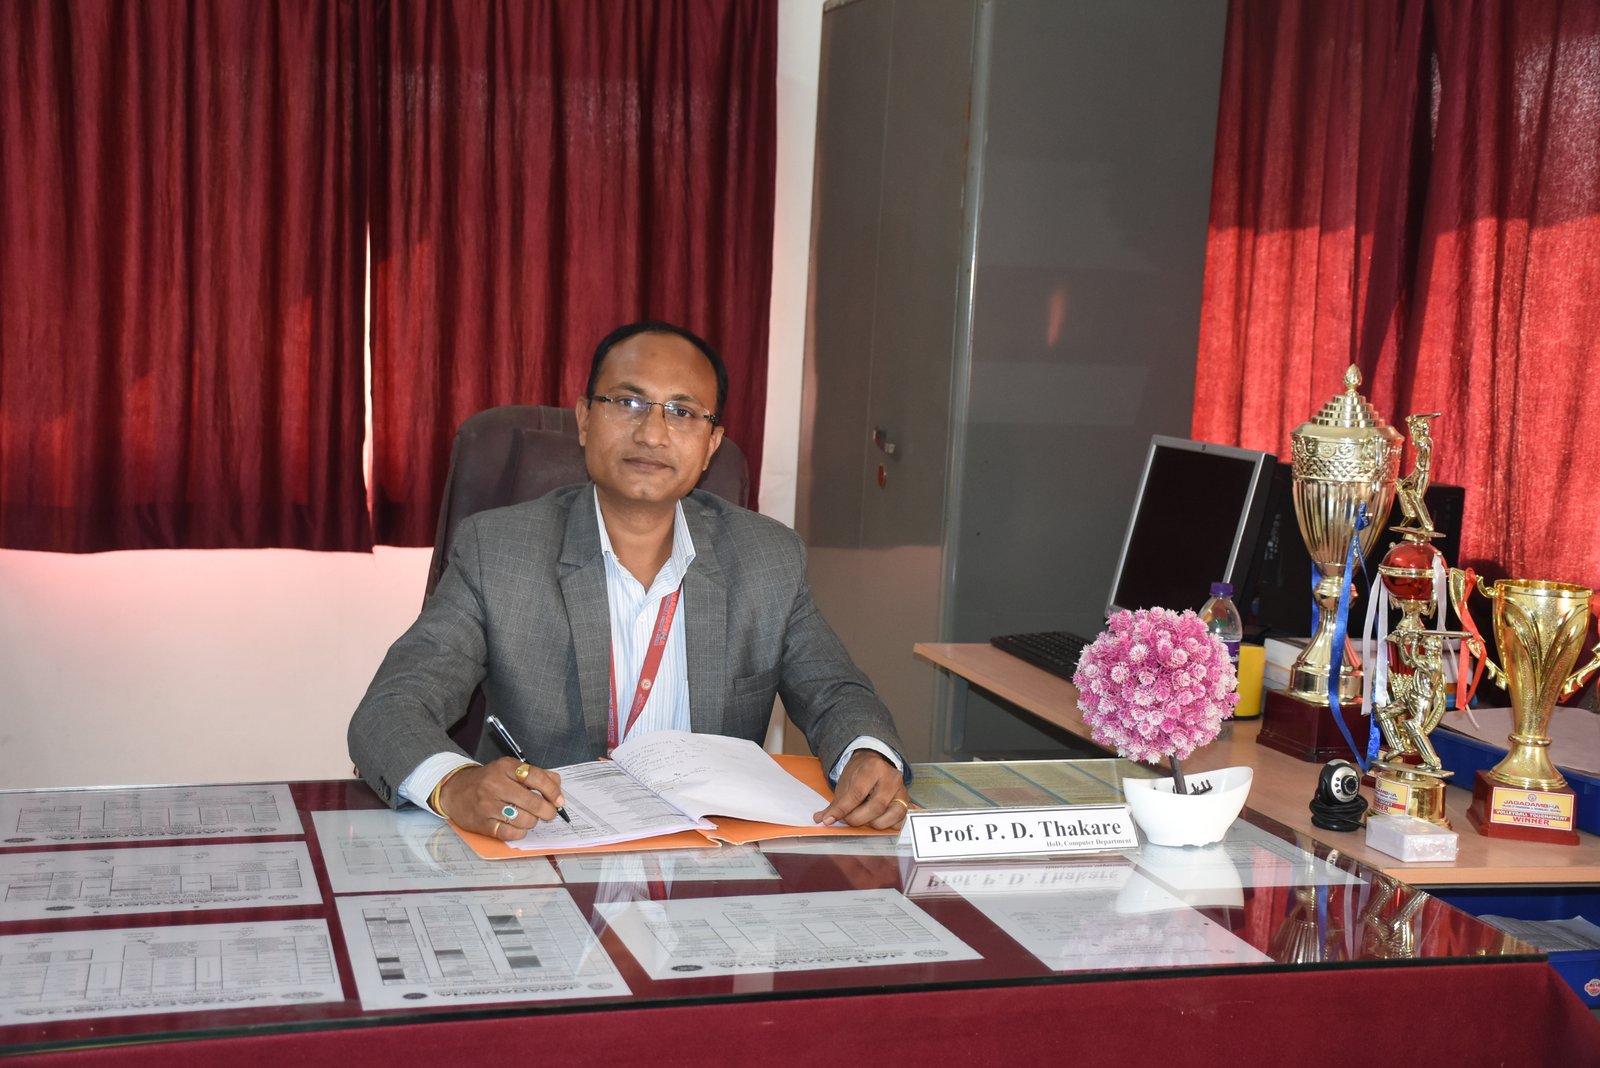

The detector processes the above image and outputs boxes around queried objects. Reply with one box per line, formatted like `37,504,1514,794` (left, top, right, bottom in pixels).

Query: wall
0,0,828,790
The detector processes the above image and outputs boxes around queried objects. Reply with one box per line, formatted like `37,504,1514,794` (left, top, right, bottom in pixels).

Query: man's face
576,332,725,510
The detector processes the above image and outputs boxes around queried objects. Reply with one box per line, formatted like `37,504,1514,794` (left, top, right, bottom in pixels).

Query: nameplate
1484,785,1576,833
907,805,1138,861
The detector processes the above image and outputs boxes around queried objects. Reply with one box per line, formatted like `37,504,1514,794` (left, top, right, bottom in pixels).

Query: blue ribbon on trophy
1326,505,1380,771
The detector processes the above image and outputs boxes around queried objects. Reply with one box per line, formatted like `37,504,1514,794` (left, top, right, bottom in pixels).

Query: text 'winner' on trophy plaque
1258,366,1402,763
1448,573,1600,844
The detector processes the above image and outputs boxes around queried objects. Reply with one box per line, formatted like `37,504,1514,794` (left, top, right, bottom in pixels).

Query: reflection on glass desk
1,775,1596,1064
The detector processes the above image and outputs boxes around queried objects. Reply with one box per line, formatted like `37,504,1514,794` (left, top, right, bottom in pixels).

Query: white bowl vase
1122,766,1253,847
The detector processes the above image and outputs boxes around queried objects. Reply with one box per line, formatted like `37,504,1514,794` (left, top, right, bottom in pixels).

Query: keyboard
989,630,1092,681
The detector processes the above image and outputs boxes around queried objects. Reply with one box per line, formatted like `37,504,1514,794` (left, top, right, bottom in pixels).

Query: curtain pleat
0,0,776,552
1195,0,1600,591
367,0,777,545
0,0,372,551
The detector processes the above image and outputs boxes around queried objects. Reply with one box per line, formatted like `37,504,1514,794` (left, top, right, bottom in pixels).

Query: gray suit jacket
349,485,906,806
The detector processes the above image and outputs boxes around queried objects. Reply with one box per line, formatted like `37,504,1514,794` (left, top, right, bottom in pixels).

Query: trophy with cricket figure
1367,415,1483,825
1258,366,1404,762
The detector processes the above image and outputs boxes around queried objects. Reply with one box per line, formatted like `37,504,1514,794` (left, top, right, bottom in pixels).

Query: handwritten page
500,732,832,853
504,760,709,852
612,730,830,825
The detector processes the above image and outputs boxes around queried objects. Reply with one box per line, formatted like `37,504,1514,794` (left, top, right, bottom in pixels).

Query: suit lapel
682,496,728,734
558,487,612,756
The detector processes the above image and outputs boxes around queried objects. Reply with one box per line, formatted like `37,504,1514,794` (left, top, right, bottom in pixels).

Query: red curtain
368,0,777,545
0,0,372,551
1195,0,1600,591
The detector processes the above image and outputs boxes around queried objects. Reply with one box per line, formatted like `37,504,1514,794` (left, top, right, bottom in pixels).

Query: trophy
1447,573,1600,843
1259,365,1403,762
1367,415,1481,825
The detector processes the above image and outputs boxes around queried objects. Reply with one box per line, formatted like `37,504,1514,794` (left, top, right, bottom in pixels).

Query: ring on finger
501,804,519,821
514,763,531,783
491,819,503,838
891,797,911,811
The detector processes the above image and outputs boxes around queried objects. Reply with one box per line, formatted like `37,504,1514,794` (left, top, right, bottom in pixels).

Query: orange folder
454,753,900,860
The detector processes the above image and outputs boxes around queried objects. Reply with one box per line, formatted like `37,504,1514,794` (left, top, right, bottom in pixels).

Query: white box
1365,814,1459,862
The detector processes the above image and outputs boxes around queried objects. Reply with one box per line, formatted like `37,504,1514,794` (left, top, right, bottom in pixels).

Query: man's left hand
814,750,909,829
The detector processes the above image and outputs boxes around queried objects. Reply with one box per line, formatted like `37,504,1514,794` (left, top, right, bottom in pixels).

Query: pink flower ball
1071,606,1238,765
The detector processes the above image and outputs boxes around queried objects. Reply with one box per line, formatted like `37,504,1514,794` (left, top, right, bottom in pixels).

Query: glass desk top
0,766,1546,1057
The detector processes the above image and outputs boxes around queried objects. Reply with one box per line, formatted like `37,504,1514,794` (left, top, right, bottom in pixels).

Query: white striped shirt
595,490,695,741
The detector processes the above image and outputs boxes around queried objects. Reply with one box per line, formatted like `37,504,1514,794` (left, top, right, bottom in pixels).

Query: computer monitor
1105,436,1276,617
1240,461,1466,639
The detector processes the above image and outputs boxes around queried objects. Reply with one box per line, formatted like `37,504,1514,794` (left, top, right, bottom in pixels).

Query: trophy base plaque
1465,770,1580,845
1258,690,1374,763
1369,763,1450,827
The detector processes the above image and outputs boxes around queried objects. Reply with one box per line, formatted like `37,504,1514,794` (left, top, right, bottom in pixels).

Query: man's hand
438,757,565,841
814,750,909,829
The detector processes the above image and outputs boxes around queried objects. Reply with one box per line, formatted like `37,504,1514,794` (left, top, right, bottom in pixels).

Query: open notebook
453,731,899,859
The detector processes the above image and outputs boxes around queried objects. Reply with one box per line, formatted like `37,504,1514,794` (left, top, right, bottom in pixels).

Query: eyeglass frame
586,393,720,430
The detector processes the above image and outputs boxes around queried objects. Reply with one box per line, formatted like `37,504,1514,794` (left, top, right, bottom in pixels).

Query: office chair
426,404,750,749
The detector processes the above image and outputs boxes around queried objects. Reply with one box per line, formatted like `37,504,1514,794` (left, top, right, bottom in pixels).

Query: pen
484,714,571,823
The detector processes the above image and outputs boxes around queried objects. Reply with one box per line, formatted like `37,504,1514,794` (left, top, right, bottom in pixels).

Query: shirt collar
591,486,697,592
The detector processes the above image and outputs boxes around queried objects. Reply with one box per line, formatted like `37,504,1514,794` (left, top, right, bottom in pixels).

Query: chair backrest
425,404,750,751
425,404,749,598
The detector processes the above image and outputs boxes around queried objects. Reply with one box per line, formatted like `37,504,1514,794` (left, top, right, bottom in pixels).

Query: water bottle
1199,580,1244,680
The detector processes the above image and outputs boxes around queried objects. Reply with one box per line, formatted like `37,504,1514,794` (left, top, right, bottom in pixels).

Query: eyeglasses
588,394,719,430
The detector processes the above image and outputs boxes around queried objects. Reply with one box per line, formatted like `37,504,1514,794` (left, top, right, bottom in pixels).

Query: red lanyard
606,587,681,751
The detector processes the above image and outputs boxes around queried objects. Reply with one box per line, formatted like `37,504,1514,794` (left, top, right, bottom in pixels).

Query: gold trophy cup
1447,573,1600,843
1259,366,1403,762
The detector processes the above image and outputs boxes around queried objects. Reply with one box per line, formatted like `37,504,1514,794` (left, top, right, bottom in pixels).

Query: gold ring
892,797,911,811
491,819,502,838
514,763,532,783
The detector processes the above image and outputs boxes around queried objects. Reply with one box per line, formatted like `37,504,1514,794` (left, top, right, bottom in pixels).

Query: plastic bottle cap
1210,581,1233,597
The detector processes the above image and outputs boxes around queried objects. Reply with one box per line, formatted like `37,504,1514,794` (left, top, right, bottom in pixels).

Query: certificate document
955,871,1271,971
554,845,778,884
598,888,980,978
0,842,321,922
0,784,302,846
0,920,340,1026
336,889,628,1010
312,810,558,893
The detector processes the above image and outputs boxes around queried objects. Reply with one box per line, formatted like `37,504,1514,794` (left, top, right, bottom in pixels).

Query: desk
916,642,1600,887
2,777,1597,1065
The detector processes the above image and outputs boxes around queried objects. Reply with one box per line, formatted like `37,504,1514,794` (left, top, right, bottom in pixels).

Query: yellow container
1234,644,1266,719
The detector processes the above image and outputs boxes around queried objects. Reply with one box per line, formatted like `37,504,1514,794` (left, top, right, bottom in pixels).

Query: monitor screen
1105,436,1275,618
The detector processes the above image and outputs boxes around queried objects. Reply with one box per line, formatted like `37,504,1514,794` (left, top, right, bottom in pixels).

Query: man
348,321,910,841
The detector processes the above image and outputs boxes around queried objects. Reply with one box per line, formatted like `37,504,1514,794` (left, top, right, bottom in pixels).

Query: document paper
0,842,321,922
598,888,980,978
504,731,833,853
0,784,302,846
554,845,779,884
955,871,1271,971
336,888,629,1009
0,920,341,1026
312,809,558,893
